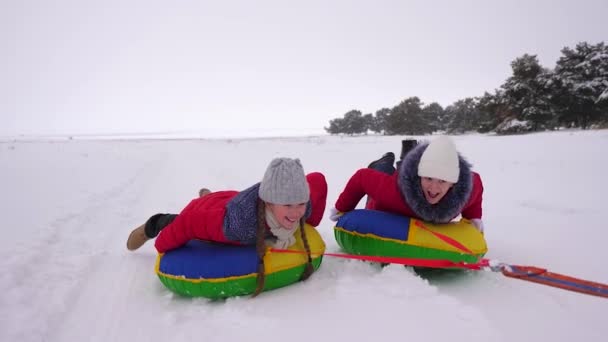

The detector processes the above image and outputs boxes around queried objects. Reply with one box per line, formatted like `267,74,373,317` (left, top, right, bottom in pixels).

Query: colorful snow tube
334,210,487,264
155,224,325,299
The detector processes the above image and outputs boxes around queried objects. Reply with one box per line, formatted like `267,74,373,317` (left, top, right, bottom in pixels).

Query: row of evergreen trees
325,41,608,135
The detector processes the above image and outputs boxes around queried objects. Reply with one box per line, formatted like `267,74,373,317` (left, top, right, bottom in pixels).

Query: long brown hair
251,200,315,297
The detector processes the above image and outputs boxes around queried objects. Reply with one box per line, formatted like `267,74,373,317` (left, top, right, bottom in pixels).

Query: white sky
2,0,607,138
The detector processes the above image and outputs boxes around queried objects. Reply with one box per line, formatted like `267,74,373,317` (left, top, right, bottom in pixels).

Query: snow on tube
155,224,325,299
334,210,487,264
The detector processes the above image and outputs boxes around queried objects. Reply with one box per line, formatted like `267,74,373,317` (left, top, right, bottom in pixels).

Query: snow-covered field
1,130,607,341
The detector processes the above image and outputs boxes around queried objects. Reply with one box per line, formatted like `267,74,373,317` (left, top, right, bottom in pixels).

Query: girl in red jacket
331,136,484,232
126,157,327,294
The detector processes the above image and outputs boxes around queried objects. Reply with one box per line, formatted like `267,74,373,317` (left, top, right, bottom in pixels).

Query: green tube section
335,228,484,264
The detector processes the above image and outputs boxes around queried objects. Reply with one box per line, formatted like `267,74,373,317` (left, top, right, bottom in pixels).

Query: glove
329,207,344,221
470,219,485,233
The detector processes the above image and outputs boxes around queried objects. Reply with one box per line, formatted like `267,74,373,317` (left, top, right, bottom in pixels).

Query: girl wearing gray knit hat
126,157,328,296
258,158,311,245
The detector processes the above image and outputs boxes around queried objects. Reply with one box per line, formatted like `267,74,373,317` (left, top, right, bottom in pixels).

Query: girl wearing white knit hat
331,136,484,232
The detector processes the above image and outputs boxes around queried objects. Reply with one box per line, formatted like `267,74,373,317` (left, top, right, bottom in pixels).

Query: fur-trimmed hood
397,141,473,223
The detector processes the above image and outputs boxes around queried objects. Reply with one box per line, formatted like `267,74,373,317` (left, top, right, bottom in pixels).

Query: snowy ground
1,130,607,341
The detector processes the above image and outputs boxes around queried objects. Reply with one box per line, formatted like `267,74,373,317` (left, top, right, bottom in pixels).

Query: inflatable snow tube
155,224,325,299
334,210,487,264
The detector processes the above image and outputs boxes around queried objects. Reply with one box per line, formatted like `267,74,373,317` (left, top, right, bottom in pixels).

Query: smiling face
420,177,455,204
266,202,307,230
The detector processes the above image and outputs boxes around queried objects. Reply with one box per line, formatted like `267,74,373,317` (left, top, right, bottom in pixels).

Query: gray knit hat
258,158,310,204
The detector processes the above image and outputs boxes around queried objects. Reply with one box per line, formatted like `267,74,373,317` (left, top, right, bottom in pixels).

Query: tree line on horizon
325,41,608,135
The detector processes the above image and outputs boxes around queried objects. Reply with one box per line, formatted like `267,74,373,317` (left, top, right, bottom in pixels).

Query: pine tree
501,54,554,131
550,42,608,128
370,108,390,134
385,97,433,135
422,102,445,132
445,98,484,134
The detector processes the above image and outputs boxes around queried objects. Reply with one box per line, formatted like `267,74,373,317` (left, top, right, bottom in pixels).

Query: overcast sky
2,0,607,138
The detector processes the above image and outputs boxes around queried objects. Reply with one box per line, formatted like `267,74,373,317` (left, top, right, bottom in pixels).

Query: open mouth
283,217,298,229
425,191,443,203
426,191,440,199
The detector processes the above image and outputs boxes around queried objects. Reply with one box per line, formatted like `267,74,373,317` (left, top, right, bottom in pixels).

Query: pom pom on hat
259,158,310,204
417,136,460,183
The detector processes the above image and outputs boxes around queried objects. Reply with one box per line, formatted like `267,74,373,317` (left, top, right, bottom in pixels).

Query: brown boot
126,224,149,251
199,188,211,198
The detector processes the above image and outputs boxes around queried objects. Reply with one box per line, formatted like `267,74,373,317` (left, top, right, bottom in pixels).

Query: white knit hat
417,136,460,183
259,158,310,204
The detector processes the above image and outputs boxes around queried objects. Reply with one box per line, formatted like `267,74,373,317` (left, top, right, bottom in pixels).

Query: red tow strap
271,248,608,299
322,251,482,270
270,248,484,269
500,265,608,298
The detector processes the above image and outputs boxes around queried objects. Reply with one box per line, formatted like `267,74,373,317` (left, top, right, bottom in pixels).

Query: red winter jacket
155,172,327,253
335,168,483,221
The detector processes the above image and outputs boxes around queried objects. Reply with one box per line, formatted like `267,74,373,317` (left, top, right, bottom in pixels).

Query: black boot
368,152,396,175
144,213,178,239
396,139,418,170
